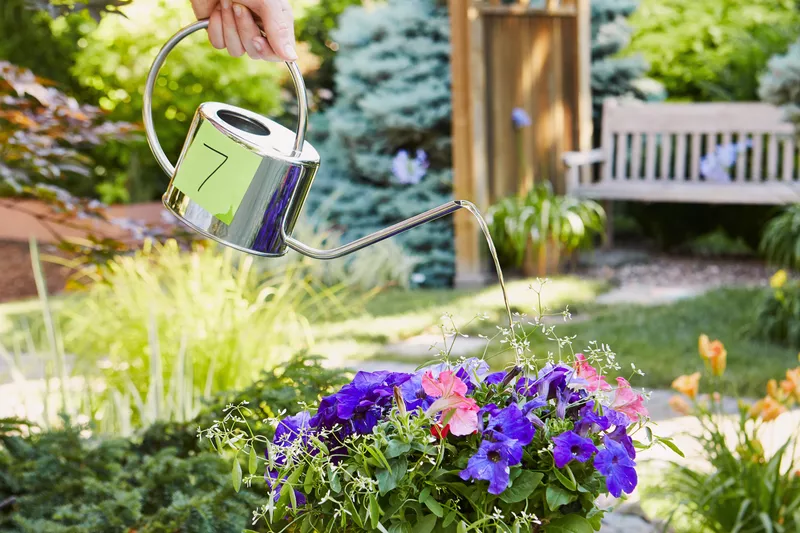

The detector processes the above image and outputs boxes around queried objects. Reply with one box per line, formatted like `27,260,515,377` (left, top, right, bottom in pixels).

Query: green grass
492,286,797,397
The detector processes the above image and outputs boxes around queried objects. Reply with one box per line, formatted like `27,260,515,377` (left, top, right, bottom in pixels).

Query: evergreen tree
590,0,664,142
306,0,455,288
760,39,800,132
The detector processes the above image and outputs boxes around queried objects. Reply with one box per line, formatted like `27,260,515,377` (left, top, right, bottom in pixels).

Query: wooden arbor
448,0,591,286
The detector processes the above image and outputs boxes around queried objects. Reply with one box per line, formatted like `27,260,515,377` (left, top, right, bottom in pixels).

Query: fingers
220,0,246,57
207,8,226,50
238,0,297,61
231,3,261,59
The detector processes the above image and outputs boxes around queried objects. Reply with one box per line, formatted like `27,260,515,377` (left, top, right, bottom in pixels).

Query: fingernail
284,43,298,61
233,3,242,15
221,0,230,9
252,38,263,52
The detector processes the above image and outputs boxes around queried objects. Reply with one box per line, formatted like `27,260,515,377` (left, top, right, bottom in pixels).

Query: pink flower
610,377,648,422
423,370,479,436
574,354,612,392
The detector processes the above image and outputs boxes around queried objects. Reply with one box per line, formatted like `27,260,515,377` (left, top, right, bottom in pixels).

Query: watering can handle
281,200,470,260
142,19,309,177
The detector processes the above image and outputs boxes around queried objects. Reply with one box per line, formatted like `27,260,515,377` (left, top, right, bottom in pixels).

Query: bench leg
602,200,614,250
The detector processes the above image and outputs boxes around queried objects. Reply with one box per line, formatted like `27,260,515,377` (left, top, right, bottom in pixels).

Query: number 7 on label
197,143,228,192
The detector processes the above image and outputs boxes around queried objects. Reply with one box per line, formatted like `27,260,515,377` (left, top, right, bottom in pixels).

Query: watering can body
144,20,468,261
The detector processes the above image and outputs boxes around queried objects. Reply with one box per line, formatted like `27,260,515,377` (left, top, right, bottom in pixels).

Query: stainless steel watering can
144,20,471,259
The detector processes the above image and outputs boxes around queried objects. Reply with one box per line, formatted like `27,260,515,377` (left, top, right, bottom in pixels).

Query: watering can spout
282,201,468,260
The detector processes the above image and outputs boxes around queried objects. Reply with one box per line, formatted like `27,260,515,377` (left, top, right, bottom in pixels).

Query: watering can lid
199,102,320,165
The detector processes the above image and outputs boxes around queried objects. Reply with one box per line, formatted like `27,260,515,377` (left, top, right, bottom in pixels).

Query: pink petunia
610,377,648,422
574,354,612,392
423,370,479,436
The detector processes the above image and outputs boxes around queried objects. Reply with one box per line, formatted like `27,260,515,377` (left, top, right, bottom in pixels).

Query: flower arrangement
658,335,800,532
201,287,678,533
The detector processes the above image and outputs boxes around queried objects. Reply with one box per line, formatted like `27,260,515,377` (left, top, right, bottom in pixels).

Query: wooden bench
562,99,800,242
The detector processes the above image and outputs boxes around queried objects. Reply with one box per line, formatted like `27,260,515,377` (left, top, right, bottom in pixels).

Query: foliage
0,61,138,234
307,0,455,287
761,39,800,135
759,204,800,270
69,0,286,202
294,0,363,112
23,0,132,21
0,352,348,532
627,0,800,102
486,183,606,270
750,269,800,350
590,0,664,142
15,238,355,414
649,337,800,533
202,286,680,532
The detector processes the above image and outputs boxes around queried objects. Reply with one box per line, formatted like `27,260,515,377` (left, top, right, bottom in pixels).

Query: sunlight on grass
313,276,607,365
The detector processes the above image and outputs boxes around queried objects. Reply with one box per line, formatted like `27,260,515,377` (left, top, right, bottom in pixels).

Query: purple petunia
265,471,307,506
459,434,523,494
574,401,611,437
552,430,598,469
484,404,535,446
399,374,433,411
594,437,638,498
607,424,636,459
274,411,311,445
529,364,572,400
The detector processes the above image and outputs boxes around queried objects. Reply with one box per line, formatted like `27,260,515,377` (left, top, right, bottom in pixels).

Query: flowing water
455,200,513,328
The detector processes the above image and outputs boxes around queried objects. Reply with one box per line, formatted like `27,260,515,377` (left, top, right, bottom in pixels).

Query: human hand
190,0,297,62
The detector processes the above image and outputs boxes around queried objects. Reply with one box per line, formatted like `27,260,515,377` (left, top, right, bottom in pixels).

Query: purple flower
552,430,598,468
459,434,523,495
574,402,610,437
399,374,433,411
594,437,638,498
274,411,311,445
265,471,307,506
485,404,535,446
530,364,572,400
607,424,636,459
512,107,532,128
392,149,429,185
485,371,506,385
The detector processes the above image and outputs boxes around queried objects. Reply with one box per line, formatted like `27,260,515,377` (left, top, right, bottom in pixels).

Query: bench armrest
562,148,605,168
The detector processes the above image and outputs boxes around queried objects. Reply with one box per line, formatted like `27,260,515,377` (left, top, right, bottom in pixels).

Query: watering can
143,20,474,260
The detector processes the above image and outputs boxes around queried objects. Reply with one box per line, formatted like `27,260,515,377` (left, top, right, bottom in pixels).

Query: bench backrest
600,99,797,183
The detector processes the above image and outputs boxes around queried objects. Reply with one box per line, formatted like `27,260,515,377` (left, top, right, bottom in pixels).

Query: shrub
306,0,455,287
627,0,800,102
590,0,664,142
750,269,800,349
759,205,800,270
650,336,800,533
760,40,800,131
0,352,348,532
486,183,606,271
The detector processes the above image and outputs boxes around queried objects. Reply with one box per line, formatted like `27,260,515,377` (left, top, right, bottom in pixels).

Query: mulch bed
0,240,71,303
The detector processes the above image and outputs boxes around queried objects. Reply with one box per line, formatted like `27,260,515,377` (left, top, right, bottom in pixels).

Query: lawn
316,282,797,397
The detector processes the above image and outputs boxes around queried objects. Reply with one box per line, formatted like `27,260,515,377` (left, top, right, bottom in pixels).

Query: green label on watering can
172,120,262,225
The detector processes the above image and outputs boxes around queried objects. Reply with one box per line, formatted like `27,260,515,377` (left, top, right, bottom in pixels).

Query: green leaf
553,466,577,491
443,509,457,528
232,457,242,493
243,530,259,533
546,515,594,533
658,437,686,458
369,493,381,529
421,494,444,518
457,521,468,533
546,485,575,511
248,445,258,476
330,468,342,493
500,471,544,503
416,514,438,533
386,439,411,458
376,456,408,495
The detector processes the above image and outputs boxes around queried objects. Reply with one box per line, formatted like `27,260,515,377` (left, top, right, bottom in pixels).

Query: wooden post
576,0,592,184
449,0,491,287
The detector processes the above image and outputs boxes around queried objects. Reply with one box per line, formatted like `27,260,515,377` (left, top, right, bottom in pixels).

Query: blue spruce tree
306,0,455,287
591,0,663,141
